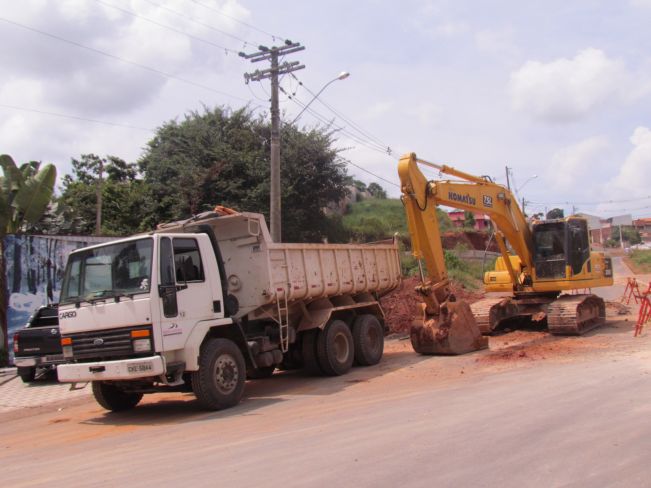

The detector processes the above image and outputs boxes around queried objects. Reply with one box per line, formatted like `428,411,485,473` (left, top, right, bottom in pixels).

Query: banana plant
0,154,57,358
0,154,57,237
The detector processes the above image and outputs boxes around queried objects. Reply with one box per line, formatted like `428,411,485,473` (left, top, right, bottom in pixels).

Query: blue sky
1,0,650,218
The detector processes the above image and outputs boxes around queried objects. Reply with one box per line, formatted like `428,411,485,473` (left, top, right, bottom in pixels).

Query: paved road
2,256,650,487
1,348,650,488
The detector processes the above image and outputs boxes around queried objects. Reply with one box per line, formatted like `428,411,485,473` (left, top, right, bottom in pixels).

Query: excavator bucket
410,299,489,355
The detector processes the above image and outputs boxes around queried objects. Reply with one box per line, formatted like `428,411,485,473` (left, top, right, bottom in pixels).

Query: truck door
158,236,216,351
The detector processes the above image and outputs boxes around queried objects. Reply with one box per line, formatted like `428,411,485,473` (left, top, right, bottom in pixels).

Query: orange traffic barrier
622,278,641,304
634,295,651,337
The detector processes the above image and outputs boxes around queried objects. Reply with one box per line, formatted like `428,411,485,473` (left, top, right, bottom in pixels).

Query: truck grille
68,325,153,360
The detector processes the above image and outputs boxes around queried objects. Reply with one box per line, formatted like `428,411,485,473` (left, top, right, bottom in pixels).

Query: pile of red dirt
380,276,485,333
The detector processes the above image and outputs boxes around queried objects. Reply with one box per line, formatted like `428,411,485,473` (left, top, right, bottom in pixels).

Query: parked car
13,304,64,383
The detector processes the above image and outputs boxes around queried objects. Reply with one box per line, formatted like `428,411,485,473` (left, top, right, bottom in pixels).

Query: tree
367,182,387,199
0,155,57,356
60,154,147,236
463,210,476,229
546,208,564,219
140,106,349,242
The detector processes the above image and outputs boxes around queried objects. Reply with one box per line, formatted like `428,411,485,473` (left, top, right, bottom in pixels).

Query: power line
292,73,397,154
94,0,239,54
337,156,400,188
188,0,287,43
528,195,651,206
142,0,254,49
0,16,251,103
0,103,154,131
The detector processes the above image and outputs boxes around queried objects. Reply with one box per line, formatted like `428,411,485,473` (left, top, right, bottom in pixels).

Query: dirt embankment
441,231,499,252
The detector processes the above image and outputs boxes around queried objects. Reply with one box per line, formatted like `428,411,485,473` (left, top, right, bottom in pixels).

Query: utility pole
240,41,305,242
95,158,103,236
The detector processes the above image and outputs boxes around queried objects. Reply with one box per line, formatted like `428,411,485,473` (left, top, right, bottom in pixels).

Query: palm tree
0,154,56,359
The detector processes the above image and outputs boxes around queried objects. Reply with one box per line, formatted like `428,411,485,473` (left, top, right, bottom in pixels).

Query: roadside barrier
633,281,651,337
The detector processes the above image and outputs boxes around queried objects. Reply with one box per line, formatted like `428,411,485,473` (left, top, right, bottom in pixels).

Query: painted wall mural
4,235,116,355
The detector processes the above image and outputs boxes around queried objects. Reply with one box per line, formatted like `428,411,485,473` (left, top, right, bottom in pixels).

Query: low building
634,218,651,242
447,210,492,231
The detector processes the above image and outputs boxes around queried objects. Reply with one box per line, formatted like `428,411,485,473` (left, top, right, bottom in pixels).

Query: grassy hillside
341,198,485,287
629,249,651,274
342,198,452,242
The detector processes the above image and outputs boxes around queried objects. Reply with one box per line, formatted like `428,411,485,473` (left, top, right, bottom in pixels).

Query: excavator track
470,297,521,334
547,294,606,335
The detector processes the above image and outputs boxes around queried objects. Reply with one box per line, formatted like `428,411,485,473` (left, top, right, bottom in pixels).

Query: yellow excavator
398,152,614,355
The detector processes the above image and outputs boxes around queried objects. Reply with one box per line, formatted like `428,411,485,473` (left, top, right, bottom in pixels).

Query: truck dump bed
157,211,401,319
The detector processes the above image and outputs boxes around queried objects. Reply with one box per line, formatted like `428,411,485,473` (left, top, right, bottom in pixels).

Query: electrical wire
0,103,154,131
0,16,252,103
94,0,240,54
336,156,400,188
142,0,255,49
188,0,287,43
528,195,651,206
292,73,397,155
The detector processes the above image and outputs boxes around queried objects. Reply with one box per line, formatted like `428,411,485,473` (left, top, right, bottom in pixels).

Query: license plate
127,362,153,374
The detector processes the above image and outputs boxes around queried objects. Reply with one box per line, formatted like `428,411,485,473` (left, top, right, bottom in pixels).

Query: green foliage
341,198,453,243
630,249,651,273
546,208,564,219
367,182,387,199
463,210,476,229
139,106,348,242
610,227,642,245
0,154,57,236
59,154,146,236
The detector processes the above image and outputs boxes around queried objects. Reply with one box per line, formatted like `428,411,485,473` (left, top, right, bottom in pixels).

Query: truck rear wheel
17,367,36,383
317,320,354,376
301,329,324,376
352,314,384,366
192,338,245,410
92,381,143,412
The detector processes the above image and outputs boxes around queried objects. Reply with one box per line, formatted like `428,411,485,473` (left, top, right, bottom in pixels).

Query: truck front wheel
192,338,245,410
92,381,143,412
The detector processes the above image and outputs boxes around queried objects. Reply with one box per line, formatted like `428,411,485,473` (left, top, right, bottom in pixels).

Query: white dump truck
57,209,401,411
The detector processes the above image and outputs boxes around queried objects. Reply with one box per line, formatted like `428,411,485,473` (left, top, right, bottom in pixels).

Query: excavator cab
532,218,590,280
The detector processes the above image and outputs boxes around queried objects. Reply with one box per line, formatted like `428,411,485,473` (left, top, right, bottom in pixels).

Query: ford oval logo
93,338,104,346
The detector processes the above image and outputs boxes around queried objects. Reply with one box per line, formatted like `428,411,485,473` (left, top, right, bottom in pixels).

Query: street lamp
290,71,350,125
516,174,538,214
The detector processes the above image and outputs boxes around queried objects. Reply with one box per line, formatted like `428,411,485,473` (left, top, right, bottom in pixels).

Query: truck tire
92,381,143,412
301,329,324,376
316,320,354,376
352,314,384,366
192,338,245,410
18,367,36,383
247,366,275,379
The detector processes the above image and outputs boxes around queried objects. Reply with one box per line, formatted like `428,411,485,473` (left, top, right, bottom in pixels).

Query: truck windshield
60,238,153,304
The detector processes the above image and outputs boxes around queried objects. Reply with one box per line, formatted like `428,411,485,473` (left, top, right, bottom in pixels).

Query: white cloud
547,136,611,191
612,126,651,193
509,49,634,123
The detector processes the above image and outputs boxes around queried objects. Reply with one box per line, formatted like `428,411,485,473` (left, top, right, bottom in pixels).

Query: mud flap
410,300,489,355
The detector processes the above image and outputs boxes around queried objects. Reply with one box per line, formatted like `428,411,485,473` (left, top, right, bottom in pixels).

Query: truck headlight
133,338,151,353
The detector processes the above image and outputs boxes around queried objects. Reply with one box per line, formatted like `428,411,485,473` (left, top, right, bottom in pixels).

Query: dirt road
2,304,651,487
2,264,650,487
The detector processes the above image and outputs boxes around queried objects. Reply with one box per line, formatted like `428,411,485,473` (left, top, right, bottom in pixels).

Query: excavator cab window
567,219,590,275
532,221,567,279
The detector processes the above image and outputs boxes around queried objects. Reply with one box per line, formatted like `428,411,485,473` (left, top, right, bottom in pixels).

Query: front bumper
15,354,65,368
57,355,165,382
